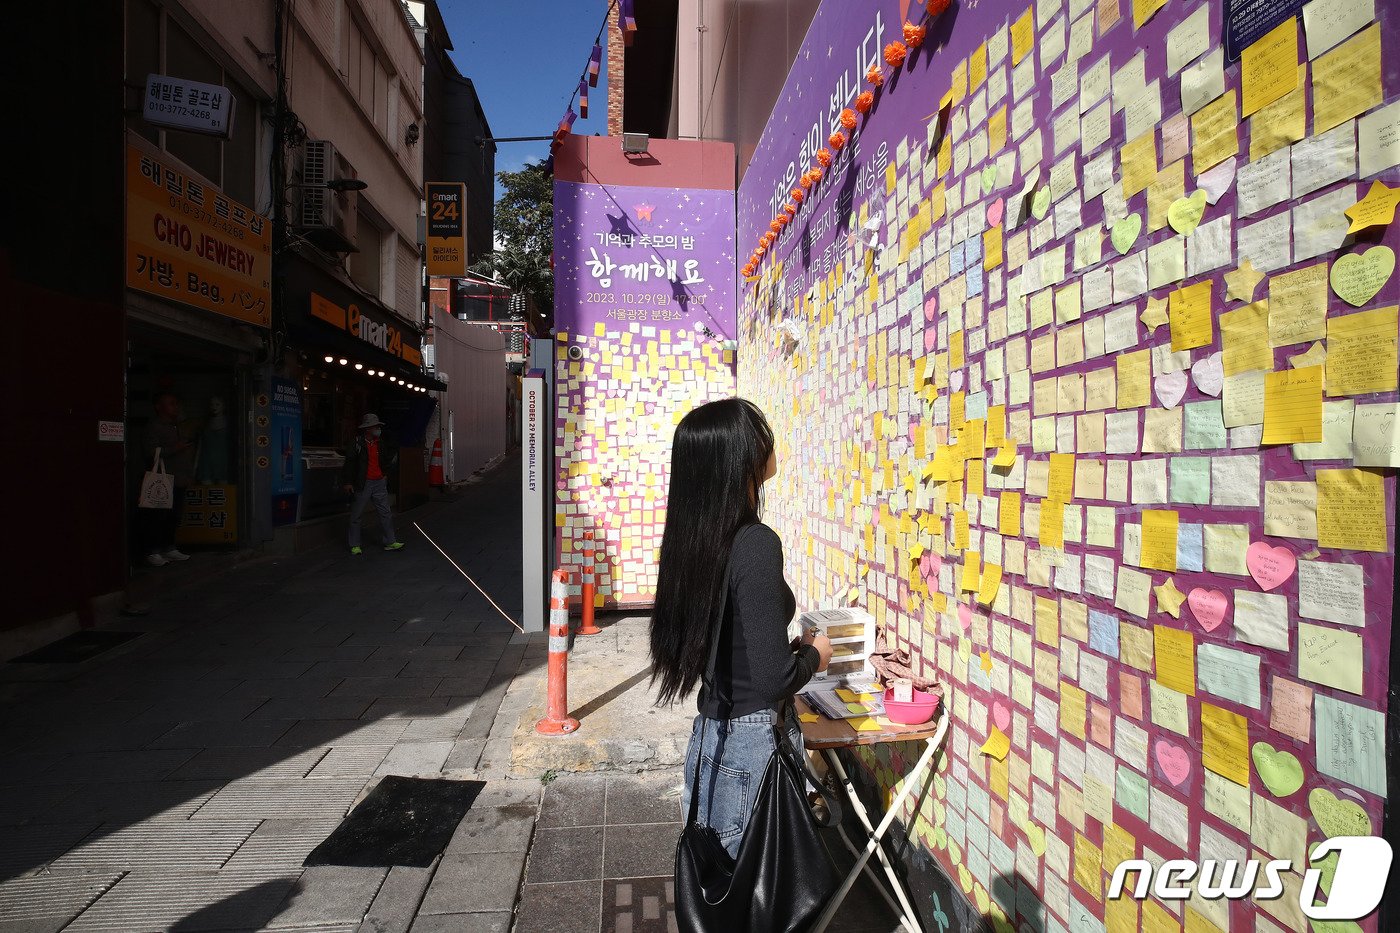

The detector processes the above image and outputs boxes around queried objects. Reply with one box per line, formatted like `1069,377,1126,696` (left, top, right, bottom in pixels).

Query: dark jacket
340,432,400,492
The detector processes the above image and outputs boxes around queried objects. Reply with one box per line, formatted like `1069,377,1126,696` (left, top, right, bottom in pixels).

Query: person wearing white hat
340,413,403,555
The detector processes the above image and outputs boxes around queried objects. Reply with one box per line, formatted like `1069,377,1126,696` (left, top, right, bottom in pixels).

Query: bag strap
151,447,166,474
687,522,756,825
771,699,844,827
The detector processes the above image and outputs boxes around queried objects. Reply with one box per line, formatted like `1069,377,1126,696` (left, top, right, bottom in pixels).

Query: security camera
567,345,584,361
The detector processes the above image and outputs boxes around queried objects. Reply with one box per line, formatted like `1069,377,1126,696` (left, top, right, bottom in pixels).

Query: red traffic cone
429,439,445,487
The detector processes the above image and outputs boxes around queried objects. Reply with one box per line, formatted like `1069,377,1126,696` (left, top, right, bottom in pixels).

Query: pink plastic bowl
882,687,939,725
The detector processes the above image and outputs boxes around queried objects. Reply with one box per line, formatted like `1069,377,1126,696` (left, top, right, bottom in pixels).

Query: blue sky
437,0,614,197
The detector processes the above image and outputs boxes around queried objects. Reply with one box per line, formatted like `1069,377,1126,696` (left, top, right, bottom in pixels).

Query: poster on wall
553,167,737,606
737,0,1399,930
270,378,302,526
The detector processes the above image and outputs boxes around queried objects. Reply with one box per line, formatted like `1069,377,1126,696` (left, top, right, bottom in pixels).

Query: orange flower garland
903,22,926,48
809,165,824,183
865,63,884,87
839,108,858,129
855,90,875,114
791,187,804,203
926,0,949,16
829,131,847,149
883,41,907,68
816,147,833,167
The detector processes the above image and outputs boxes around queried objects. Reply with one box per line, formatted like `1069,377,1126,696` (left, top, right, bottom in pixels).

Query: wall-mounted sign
125,142,271,326
309,291,423,366
144,74,234,138
98,421,124,442
177,484,238,544
425,182,467,277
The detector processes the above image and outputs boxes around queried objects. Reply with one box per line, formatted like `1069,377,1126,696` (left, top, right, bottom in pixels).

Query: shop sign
270,379,302,526
143,74,235,138
126,142,271,326
425,182,467,277
309,291,423,366
177,484,238,544
98,420,124,442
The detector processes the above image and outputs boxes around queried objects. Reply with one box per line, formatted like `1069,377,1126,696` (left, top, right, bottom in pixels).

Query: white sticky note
1359,99,1400,178
1298,622,1363,694
1180,46,1225,116
1297,560,1365,627
1167,5,1211,76
1234,589,1289,652
1301,0,1376,60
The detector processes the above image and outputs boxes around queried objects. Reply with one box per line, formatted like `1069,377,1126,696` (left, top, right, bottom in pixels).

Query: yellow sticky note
993,444,1018,468
1201,702,1250,786
885,162,897,195
983,226,1004,270
988,106,1007,157
1132,0,1168,30
1262,365,1323,444
1048,453,1075,501
980,726,1011,760
798,712,819,723
1313,23,1381,134
851,716,882,733
1192,89,1239,174
1221,300,1274,377
1000,491,1022,537
1121,130,1159,197
961,552,981,592
1061,683,1088,741
1326,305,1399,396
969,42,988,92
977,563,1002,606
1169,280,1214,351
1141,510,1179,572
835,688,859,702
1115,348,1151,408
1251,65,1307,161
1040,499,1065,549
1317,468,1388,552
1241,18,1298,118
1011,8,1034,64
1153,624,1196,696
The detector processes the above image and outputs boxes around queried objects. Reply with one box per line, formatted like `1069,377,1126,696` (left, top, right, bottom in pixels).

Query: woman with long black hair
650,397,833,858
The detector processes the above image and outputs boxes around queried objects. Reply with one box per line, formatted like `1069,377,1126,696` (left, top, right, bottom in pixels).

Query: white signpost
521,369,548,633
143,74,234,138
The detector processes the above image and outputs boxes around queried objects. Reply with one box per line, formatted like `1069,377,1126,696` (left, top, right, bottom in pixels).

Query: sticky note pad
1262,365,1323,444
1201,702,1250,786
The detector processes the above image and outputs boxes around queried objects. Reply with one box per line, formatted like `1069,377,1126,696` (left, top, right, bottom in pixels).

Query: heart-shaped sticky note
924,293,938,321
1187,587,1230,631
986,197,1005,228
1310,847,1340,896
1154,739,1191,786
1252,743,1305,797
1191,351,1225,397
1309,788,1373,838
1031,187,1051,220
1247,541,1296,591
1330,245,1396,307
951,369,966,392
1111,213,1142,254
1168,189,1208,235
992,700,1011,731
1197,157,1236,204
1154,370,1189,408
1024,822,1047,856
924,327,937,353
958,603,972,632
981,165,997,194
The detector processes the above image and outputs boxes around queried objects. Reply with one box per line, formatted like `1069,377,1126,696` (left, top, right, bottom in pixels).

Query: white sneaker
163,548,190,562
146,553,169,567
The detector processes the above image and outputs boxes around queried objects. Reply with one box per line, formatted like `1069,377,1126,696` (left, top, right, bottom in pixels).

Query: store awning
288,316,447,392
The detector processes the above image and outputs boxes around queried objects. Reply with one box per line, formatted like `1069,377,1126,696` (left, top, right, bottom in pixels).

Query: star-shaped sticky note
1155,577,1188,618
1140,296,1168,333
980,650,993,673
1225,260,1265,303
1345,180,1400,233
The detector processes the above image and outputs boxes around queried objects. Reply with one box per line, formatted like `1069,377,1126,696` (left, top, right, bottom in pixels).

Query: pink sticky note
924,327,938,353
1247,542,1297,591
986,197,1005,228
924,293,939,322
958,603,973,632
1269,677,1314,742
992,700,1012,731
1090,703,1113,749
1119,672,1143,720
1162,113,1190,164
1187,588,1230,632
1154,738,1192,786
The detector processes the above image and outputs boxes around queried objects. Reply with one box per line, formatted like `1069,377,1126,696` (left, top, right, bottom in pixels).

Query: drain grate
303,775,484,868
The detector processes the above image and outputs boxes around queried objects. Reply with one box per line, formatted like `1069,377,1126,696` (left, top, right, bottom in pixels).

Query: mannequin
197,396,230,484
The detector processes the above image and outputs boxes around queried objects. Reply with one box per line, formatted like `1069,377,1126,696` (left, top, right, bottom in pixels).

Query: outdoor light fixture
354,363,363,370
289,178,368,192
338,358,348,365
324,355,334,363
621,132,649,154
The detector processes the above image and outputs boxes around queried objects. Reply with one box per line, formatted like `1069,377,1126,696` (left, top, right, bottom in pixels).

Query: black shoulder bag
675,524,844,933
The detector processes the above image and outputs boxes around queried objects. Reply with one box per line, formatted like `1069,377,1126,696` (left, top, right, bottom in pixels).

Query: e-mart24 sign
310,292,422,366
425,182,466,277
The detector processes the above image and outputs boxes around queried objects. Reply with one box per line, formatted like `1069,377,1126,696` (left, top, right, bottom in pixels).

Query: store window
349,205,384,297
123,0,262,205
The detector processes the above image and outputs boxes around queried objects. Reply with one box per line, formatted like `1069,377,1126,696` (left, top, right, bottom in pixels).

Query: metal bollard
535,569,580,735
577,530,602,636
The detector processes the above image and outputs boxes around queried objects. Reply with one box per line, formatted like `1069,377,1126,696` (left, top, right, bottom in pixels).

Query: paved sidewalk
0,447,897,932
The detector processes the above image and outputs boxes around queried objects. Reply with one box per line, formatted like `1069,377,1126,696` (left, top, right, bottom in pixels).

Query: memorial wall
736,0,1399,929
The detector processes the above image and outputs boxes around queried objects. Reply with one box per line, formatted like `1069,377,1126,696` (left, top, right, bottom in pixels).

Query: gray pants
349,476,396,547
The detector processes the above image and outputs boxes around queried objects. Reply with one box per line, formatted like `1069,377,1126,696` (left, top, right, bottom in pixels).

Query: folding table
796,694,952,933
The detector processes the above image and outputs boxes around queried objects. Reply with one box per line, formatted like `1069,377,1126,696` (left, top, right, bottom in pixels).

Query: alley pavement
0,448,899,932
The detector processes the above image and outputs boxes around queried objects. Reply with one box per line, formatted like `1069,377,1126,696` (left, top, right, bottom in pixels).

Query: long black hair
649,397,775,706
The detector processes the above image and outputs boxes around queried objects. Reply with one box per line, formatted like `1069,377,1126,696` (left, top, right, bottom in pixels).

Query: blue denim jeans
680,704,807,859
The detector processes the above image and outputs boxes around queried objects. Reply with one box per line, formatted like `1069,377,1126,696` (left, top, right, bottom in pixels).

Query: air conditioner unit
296,139,358,253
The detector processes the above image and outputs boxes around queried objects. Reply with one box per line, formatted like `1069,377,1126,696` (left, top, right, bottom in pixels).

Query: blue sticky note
1088,610,1119,659
950,241,967,276
965,391,989,422
1177,523,1203,572
966,261,984,297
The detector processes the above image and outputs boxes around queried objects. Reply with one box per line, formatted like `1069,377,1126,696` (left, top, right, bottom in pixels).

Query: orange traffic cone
429,438,445,486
